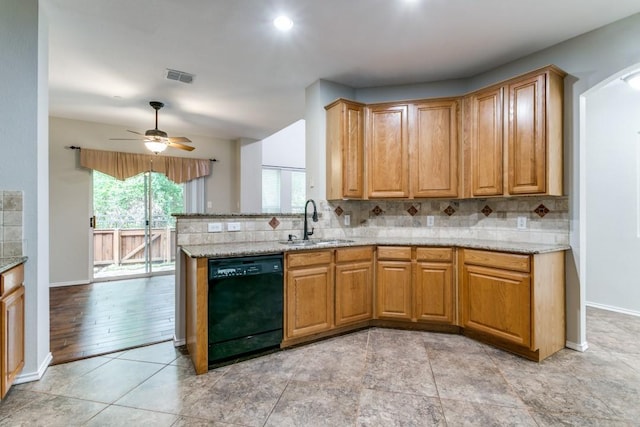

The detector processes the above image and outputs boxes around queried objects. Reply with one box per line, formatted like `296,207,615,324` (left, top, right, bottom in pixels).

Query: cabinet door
507,73,546,194
335,260,373,326
326,100,364,199
1,286,24,399
469,87,504,196
415,262,454,324
285,265,333,339
367,104,409,198
461,264,531,348
375,260,412,320
411,100,459,198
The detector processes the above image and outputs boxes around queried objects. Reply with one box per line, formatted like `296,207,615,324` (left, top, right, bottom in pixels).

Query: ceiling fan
110,101,195,154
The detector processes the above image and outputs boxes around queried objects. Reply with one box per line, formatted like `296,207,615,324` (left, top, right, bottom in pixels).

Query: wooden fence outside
93,227,176,266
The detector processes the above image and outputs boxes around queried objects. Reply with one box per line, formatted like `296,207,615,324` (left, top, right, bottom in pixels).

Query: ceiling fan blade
127,130,145,136
168,142,195,151
168,136,192,143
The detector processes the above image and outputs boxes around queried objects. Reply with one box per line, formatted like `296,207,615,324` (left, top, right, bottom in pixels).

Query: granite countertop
0,257,28,274
181,237,570,259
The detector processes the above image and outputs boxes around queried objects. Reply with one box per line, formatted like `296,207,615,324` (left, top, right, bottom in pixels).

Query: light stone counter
181,238,569,259
0,257,27,274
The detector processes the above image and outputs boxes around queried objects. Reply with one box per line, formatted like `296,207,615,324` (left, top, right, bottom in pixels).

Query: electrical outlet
207,223,222,233
207,201,213,209
427,216,435,227
517,216,527,229
344,214,351,226
227,222,241,231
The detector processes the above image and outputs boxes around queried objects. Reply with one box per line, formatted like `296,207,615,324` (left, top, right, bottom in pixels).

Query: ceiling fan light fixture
623,70,640,90
145,141,168,154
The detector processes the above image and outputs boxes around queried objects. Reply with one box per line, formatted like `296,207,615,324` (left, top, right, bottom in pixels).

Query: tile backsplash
176,197,569,246
0,191,24,257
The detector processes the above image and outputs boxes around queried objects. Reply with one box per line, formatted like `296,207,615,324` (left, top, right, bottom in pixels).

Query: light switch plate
207,222,222,233
517,216,527,229
344,214,351,226
227,222,241,231
427,216,435,227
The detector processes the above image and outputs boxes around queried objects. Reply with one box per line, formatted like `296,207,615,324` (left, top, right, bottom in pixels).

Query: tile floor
2,307,640,426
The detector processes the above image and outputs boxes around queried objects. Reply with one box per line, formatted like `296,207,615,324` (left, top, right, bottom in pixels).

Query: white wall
262,119,306,169
306,12,640,349
238,138,262,213
49,116,237,285
586,78,640,314
0,0,51,381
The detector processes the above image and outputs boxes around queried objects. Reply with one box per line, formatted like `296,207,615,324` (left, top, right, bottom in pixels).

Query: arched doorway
580,63,640,346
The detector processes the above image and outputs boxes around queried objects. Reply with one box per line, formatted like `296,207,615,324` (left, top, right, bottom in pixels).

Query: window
262,167,306,213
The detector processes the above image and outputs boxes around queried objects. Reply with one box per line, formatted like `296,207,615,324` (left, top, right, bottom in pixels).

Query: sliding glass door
92,171,183,280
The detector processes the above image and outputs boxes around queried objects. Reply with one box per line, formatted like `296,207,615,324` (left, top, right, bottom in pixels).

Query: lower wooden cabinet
285,251,334,340
335,247,373,326
375,246,455,325
415,248,455,324
459,249,565,361
1,263,25,399
375,247,412,320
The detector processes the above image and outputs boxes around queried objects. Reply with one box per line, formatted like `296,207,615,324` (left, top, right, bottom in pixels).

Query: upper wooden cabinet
410,99,460,198
325,99,365,199
465,87,504,197
325,65,564,200
463,66,565,197
507,69,564,195
366,103,410,198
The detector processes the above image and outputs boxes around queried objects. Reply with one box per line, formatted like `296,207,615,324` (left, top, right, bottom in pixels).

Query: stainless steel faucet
303,199,318,240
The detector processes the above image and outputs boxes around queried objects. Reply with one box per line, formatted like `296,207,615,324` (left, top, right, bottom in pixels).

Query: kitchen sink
279,239,354,247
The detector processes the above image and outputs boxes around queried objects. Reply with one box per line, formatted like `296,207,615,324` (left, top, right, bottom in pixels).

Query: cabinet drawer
416,247,453,262
287,251,332,268
463,249,530,272
335,246,373,263
1,264,24,297
377,246,412,260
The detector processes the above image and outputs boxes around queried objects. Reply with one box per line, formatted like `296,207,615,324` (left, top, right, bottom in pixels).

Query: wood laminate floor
49,275,175,365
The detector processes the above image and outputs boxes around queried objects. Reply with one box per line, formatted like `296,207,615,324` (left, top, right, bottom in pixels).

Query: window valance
79,148,211,184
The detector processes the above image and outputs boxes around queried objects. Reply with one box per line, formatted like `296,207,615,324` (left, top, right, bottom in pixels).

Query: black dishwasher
208,254,283,365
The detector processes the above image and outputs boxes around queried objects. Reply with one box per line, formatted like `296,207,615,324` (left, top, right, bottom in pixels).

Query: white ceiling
42,0,640,141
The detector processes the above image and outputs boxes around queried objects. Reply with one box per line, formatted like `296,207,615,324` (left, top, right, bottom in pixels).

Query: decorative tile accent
443,205,456,216
407,205,418,216
268,217,280,229
371,206,383,216
334,206,344,216
481,205,493,217
534,204,550,218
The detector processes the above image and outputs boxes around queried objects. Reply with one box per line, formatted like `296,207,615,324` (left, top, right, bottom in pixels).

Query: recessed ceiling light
273,15,293,31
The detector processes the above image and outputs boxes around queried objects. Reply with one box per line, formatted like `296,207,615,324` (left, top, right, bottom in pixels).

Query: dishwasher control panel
209,255,283,279
213,265,261,277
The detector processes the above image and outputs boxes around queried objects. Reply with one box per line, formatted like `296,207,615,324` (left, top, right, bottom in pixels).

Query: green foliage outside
93,171,184,229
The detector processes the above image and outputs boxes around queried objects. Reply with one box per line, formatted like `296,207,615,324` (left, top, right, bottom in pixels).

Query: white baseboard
49,279,90,288
173,336,186,347
586,301,640,318
14,352,53,384
566,340,589,352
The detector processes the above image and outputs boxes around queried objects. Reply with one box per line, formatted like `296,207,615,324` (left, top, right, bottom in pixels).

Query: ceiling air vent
165,68,195,84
